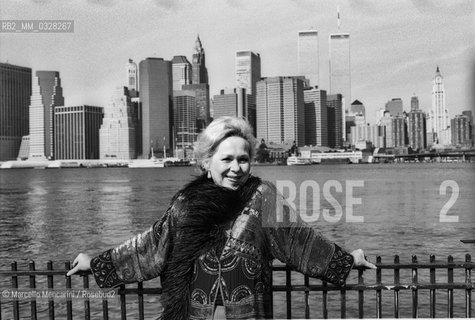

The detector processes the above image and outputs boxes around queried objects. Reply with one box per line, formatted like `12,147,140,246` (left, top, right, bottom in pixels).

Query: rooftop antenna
337,5,341,32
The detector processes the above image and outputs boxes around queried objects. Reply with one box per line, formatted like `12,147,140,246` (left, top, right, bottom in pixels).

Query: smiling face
206,136,251,190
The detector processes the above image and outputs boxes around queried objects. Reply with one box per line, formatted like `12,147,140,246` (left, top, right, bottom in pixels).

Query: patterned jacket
90,176,354,319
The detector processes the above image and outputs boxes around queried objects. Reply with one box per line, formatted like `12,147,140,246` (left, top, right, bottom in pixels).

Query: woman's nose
230,159,240,171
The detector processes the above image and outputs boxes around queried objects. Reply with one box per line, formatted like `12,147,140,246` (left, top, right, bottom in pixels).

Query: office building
298,30,319,87
350,100,365,118
0,63,31,161
431,66,450,144
235,50,261,106
172,55,192,91
256,77,305,146
28,71,64,160
173,90,197,150
54,105,103,159
385,98,404,117
350,124,385,148
327,94,343,148
192,35,208,85
126,59,138,92
329,33,350,117
99,87,138,160
451,115,471,147
408,107,426,151
213,88,248,119
304,87,327,146
380,114,405,148
139,57,173,158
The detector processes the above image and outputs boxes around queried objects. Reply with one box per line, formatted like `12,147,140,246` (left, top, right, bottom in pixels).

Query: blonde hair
193,116,257,172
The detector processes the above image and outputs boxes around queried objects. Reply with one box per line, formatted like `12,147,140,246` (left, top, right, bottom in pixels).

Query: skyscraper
172,55,192,91
304,87,327,146
329,33,350,114
185,36,210,129
173,90,197,150
408,108,427,151
298,30,319,87
235,50,261,106
256,77,305,146
99,87,138,160
451,115,471,147
192,35,208,85
431,66,450,144
385,98,404,117
139,58,173,158
29,71,64,160
212,88,248,120
54,105,103,160
126,59,138,92
0,63,31,161
327,94,343,148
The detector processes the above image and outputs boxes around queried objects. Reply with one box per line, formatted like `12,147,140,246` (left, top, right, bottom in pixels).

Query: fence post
138,282,144,320
376,256,382,318
394,255,400,318
465,254,472,318
47,261,55,320
286,266,292,319
447,255,454,318
429,255,436,318
11,261,19,320
120,284,127,320
412,255,418,318
29,260,37,320
322,280,328,319
82,272,90,320
358,268,364,319
304,275,310,319
64,261,73,320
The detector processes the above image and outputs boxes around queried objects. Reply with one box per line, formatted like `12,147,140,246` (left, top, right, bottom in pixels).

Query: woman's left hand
351,249,377,269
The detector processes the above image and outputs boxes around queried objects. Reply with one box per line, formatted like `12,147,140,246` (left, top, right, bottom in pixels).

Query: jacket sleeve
259,181,354,286
90,208,173,288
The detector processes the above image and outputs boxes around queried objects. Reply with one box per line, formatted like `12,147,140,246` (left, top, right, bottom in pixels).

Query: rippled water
1,163,474,318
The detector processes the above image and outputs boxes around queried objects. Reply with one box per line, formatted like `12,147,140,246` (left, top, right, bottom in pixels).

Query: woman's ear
202,158,210,171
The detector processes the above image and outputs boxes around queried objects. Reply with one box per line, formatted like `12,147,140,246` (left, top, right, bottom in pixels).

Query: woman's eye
238,158,249,163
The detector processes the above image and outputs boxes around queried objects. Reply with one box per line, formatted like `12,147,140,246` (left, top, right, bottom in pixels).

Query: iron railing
0,254,473,319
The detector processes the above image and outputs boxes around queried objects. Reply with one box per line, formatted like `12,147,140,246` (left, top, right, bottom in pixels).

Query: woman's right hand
66,253,92,276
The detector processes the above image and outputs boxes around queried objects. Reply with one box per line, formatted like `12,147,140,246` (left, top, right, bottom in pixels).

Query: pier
0,254,473,319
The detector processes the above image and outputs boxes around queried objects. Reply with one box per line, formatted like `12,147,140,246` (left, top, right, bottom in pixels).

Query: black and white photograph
0,0,474,319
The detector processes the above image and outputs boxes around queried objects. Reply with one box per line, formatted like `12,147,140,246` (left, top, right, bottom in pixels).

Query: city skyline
0,0,473,125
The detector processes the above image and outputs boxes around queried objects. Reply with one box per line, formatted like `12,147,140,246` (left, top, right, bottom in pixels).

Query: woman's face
206,136,251,190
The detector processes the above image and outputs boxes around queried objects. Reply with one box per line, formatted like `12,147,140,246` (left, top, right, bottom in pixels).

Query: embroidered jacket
90,177,354,319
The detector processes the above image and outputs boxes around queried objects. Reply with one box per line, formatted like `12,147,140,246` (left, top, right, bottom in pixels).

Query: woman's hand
66,253,92,276
351,249,377,269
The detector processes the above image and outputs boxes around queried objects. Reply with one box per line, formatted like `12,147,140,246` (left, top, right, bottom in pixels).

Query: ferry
286,156,313,165
128,157,165,168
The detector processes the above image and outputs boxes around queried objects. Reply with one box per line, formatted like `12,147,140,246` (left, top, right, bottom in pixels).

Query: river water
0,163,474,318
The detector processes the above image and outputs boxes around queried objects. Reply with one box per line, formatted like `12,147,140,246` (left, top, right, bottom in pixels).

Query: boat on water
128,157,165,168
287,156,314,165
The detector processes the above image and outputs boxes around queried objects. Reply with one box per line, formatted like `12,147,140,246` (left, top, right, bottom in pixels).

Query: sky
1,0,473,124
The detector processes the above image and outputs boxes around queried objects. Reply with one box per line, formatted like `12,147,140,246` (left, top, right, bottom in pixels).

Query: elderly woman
68,116,375,319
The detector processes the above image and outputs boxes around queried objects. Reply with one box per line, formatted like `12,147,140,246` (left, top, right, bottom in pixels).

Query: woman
67,116,375,319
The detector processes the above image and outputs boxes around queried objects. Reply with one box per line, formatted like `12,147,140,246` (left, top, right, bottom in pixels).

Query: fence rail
0,254,473,319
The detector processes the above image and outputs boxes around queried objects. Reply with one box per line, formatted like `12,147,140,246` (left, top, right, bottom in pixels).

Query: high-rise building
192,35,208,85
126,59,138,92
99,87,138,160
329,33,350,120
172,55,192,91
380,114,405,148
235,50,261,106
54,105,103,160
327,94,343,148
304,87,327,146
431,66,450,145
350,124,385,148
408,106,426,151
139,58,173,158
173,90,197,150
451,115,471,147
350,100,365,119
385,98,404,117
256,77,305,146
28,71,64,160
0,63,31,161
411,95,419,111
213,88,248,119
298,30,319,87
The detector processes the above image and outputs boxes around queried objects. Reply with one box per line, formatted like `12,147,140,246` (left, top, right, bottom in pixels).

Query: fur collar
160,174,261,319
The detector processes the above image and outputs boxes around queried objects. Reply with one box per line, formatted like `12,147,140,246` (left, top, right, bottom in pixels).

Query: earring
207,171,211,179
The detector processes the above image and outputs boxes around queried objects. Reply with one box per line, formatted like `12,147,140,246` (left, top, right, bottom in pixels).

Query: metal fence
0,254,473,319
